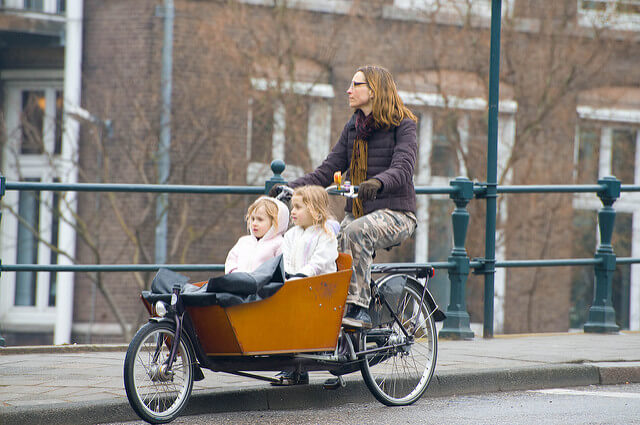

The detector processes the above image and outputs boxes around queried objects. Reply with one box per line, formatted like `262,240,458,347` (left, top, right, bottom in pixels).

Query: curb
2,362,637,425
0,344,128,355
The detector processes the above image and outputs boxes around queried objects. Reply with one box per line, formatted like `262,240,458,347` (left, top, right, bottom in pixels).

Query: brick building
1,0,639,345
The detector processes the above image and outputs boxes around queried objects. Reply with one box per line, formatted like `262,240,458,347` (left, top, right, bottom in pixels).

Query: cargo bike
123,185,446,424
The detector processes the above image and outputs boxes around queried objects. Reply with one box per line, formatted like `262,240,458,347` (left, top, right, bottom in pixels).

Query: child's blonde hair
293,185,332,234
245,197,279,232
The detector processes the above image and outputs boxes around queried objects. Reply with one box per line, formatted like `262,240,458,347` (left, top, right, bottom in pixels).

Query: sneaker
342,304,372,328
270,371,309,386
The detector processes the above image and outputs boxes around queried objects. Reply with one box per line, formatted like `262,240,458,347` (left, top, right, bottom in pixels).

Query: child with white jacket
283,185,338,278
225,196,289,274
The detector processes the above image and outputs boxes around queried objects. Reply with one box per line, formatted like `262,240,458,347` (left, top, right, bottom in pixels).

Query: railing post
265,159,287,194
439,177,475,339
0,174,5,346
584,176,620,333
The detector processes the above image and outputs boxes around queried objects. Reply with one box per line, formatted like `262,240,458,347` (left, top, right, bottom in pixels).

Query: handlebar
326,185,359,199
272,184,359,200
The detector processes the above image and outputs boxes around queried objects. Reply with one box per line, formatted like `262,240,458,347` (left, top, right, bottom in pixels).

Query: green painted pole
584,176,620,333
0,174,5,346
483,0,502,339
439,177,474,340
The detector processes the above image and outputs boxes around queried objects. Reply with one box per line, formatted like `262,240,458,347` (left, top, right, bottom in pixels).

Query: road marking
532,389,640,399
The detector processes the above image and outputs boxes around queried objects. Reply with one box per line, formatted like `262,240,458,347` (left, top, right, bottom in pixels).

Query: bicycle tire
360,276,438,406
124,321,195,424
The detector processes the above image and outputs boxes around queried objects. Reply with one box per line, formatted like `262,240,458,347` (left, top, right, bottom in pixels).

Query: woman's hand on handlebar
358,178,382,202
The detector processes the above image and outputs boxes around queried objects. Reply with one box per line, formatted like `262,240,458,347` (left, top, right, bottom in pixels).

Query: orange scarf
350,110,375,218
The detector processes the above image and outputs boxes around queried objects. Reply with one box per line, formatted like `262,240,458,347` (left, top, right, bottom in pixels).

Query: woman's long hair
357,65,417,128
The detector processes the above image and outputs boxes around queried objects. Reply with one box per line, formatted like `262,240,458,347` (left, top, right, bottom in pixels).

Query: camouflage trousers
338,209,417,308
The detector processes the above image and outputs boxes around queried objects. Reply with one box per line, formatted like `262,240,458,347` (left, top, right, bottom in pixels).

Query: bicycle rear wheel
360,276,437,406
124,321,195,424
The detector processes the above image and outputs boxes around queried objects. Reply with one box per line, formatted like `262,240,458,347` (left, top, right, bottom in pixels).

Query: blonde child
283,185,338,278
225,196,289,274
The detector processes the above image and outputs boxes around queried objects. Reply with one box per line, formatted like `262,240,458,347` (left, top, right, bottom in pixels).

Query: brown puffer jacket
290,112,417,215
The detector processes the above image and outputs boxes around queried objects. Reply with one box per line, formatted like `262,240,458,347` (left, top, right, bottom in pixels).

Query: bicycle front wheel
360,276,438,406
124,321,195,424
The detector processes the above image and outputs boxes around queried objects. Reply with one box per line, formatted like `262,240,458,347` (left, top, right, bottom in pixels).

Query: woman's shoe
342,304,372,328
270,371,309,386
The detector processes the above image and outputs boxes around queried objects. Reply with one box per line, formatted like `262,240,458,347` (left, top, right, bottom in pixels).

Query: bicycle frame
157,265,438,379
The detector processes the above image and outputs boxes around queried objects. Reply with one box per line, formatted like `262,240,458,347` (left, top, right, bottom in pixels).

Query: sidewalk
1,332,640,425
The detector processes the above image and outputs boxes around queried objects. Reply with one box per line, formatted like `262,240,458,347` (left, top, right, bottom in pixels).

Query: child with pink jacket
224,196,290,274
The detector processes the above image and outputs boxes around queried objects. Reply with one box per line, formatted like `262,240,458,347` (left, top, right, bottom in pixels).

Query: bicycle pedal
323,376,346,390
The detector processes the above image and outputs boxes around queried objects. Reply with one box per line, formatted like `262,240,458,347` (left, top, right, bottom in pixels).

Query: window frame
1,74,66,330
402,84,516,334
246,78,334,184
2,0,65,14
390,0,515,19
578,0,640,31
573,105,640,330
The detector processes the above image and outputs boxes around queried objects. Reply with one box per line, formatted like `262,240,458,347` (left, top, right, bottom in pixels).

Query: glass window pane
430,113,458,177
15,180,41,306
612,129,636,184
57,0,66,13
249,97,273,163
54,91,63,155
21,91,46,154
48,189,61,306
577,126,599,184
612,212,632,329
24,0,44,11
427,199,453,307
581,0,608,11
570,210,597,328
616,1,640,14
284,95,310,170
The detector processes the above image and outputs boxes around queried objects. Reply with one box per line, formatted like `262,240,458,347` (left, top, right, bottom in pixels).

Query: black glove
268,183,284,198
358,179,382,202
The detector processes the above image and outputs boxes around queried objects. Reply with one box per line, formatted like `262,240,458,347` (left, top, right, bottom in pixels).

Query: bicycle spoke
361,278,437,405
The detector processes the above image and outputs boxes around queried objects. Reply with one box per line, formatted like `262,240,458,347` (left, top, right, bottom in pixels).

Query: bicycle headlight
155,301,168,317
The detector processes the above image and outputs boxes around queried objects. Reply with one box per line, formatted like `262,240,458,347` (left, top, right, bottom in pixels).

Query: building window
612,128,637,184
24,0,44,11
398,70,517,332
427,199,453,308
237,0,352,14
15,180,40,306
1,76,67,329
570,209,597,328
20,90,46,154
575,124,639,184
247,78,333,183
430,120,459,178
576,126,600,184
570,209,632,329
3,0,64,13
392,0,514,18
573,100,640,329
578,0,640,30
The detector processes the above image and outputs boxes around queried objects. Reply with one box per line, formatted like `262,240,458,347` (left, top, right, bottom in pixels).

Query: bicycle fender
409,277,446,322
374,274,446,322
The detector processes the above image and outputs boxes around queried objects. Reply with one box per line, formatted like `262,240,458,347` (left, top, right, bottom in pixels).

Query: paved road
102,383,640,425
1,332,639,424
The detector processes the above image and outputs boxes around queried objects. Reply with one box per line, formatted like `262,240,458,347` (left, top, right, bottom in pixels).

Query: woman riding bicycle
271,64,418,328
